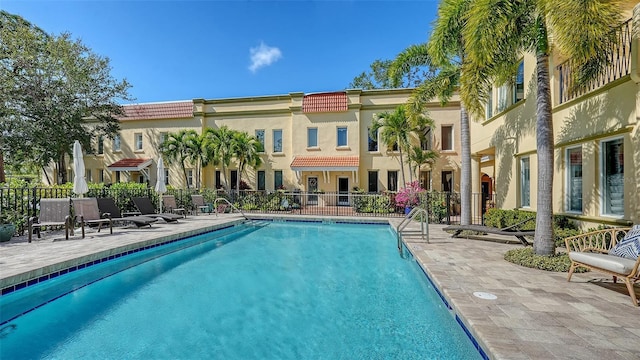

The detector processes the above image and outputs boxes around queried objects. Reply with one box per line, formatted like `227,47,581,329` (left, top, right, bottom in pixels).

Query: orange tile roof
302,92,348,113
120,101,193,121
107,158,153,170
290,156,359,169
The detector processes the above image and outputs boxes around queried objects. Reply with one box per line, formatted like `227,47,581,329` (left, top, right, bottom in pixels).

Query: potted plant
0,209,18,242
395,181,425,215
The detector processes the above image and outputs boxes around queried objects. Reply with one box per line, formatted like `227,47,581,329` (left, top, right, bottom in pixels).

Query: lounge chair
96,198,157,228
191,194,212,215
162,195,187,218
131,197,182,222
28,198,73,243
71,198,113,238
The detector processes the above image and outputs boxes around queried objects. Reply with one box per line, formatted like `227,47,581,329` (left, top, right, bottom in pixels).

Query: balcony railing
557,18,632,105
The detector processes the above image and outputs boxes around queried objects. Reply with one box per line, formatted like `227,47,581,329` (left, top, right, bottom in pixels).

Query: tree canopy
0,11,132,184
349,58,435,90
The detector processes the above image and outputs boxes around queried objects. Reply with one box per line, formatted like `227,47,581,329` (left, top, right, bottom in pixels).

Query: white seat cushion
569,252,637,275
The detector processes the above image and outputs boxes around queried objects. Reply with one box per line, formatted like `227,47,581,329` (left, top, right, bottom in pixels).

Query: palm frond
388,43,433,88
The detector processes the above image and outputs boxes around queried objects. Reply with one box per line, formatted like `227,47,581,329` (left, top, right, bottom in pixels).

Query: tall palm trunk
533,51,555,256
459,105,472,225
181,159,189,188
397,135,407,188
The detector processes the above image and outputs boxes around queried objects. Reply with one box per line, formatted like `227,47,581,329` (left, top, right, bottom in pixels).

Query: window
513,61,524,104
257,170,266,191
255,130,265,150
442,171,453,192
138,174,147,184
421,128,432,151
85,169,92,183
486,90,494,119
441,125,453,151
98,169,104,183
115,171,121,183
420,171,431,190
135,133,143,151
97,136,104,154
367,128,378,152
113,134,121,152
160,132,168,145
497,85,508,112
566,147,582,212
274,170,283,190
601,138,624,216
215,170,222,189
337,127,347,147
307,128,318,147
230,170,238,190
187,169,194,188
520,157,530,207
164,169,170,185
392,142,399,152
387,171,398,192
273,129,282,152
368,171,378,193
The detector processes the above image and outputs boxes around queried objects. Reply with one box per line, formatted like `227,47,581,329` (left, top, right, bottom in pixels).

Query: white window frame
273,129,283,153
113,134,121,152
186,169,194,188
599,137,624,218
135,133,143,151
307,127,318,148
337,127,348,147
565,146,583,213
520,157,530,208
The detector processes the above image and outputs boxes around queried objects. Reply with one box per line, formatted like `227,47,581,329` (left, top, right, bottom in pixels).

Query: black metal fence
0,186,494,235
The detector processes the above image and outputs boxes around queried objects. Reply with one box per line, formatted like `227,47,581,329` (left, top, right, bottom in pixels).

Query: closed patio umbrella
72,140,89,197
155,157,167,212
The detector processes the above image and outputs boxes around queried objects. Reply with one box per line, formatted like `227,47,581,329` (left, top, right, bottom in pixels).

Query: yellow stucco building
62,3,639,228
471,3,639,227
78,88,464,200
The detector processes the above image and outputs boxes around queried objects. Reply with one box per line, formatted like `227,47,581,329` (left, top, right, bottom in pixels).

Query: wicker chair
565,227,639,306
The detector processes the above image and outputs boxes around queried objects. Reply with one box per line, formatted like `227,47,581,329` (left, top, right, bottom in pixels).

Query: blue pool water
1,222,482,359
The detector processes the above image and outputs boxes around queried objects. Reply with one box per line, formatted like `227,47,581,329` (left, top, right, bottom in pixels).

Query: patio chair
162,195,187,218
72,198,113,238
28,198,73,243
96,198,158,228
132,197,182,222
191,194,212,215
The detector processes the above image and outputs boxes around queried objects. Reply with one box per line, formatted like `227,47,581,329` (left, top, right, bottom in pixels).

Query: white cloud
249,42,282,73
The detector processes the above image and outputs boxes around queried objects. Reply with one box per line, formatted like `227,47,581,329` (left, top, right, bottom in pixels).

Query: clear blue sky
3,1,439,104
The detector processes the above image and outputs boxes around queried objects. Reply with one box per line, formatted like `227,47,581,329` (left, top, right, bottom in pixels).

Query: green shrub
504,247,588,272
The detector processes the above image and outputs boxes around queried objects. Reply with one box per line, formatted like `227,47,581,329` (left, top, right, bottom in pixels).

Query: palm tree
462,0,623,255
231,131,263,191
203,126,235,191
161,129,198,187
389,0,474,226
408,145,439,183
184,132,206,189
370,105,414,188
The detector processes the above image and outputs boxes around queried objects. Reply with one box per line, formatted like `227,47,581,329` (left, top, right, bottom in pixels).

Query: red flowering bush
395,181,425,208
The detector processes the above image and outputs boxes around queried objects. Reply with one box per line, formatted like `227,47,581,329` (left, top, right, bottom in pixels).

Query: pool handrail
213,198,247,219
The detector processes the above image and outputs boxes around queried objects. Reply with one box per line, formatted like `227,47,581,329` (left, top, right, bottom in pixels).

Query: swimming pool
0,221,483,359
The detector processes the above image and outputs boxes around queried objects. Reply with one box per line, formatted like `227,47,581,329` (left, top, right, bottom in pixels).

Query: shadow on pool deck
1,216,639,359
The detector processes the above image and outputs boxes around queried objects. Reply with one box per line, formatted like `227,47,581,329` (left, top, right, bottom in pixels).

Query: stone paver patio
1,215,639,359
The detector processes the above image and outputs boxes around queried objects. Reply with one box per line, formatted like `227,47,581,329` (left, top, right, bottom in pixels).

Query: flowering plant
395,181,425,208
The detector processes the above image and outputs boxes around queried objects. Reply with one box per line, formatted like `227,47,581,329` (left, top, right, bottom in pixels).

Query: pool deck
1,215,639,359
